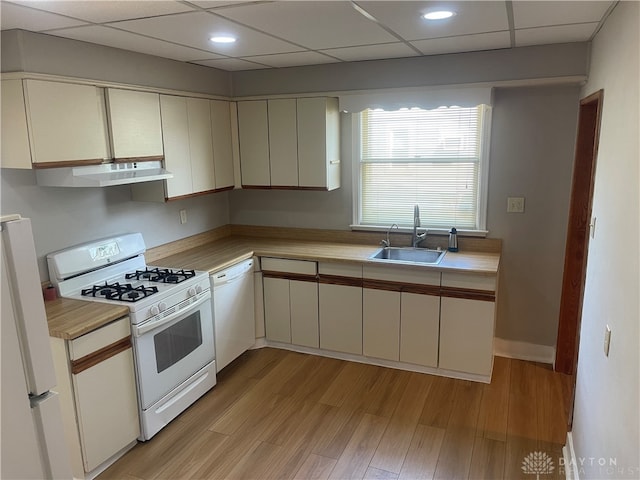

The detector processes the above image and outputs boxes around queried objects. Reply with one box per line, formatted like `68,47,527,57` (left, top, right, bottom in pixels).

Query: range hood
35,161,173,187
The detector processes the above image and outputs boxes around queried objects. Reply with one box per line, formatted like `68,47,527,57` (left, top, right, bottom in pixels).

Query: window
355,105,491,231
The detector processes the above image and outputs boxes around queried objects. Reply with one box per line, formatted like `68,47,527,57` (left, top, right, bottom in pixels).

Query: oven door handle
133,293,211,337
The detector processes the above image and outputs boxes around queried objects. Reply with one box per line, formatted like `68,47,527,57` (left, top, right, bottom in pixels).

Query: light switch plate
604,324,611,357
507,197,525,213
179,209,187,224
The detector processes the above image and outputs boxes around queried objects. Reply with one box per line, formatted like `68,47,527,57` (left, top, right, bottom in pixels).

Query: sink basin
369,247,446,265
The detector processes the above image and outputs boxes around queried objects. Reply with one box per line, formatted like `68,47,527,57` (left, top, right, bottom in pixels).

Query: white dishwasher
211,258,255,372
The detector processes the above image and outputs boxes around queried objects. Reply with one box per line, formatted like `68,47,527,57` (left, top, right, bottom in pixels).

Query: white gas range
48,233,217,441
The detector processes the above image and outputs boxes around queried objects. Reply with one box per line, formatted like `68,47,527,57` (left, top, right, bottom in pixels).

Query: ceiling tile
192,57,267,71
8,0,196,24
356,1,509,41
320,42,419,62
241,51,341,68
411,31,511,56
512,1,613,29
515,23,599,47
190,1,260,8
1,2,87,31
109,11,303,57
214,1,397,50
48,25,223,62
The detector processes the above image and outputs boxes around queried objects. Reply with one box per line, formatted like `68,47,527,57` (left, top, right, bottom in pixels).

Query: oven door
132,293,214,409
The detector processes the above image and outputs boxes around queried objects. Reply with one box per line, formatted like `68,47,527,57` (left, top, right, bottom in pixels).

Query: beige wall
1,30,232,96
230,85,580,346
0,30,232,279
2,29,584,349
571,2,639,477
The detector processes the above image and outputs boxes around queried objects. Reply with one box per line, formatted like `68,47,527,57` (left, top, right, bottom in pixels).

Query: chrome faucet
412,205,427,247
381,223,398,248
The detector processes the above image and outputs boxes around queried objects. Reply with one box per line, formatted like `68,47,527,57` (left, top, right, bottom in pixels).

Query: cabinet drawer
261,257,317,275
69,317,130,361
441,272,496,292
318,262,362,278
363,265,440,287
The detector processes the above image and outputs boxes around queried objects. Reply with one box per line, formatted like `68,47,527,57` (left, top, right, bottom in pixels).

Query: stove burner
125,268,196,284
81,282,159,303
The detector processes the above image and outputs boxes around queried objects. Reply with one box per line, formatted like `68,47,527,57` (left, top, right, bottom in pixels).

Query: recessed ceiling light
210,36,236,44
422,10,456,20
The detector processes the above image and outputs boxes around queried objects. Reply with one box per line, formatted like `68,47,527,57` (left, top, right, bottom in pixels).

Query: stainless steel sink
368,247,446,265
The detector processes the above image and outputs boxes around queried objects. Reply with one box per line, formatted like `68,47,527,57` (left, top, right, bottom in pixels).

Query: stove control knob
150,305,160,316
158,302,167,312
195,285,203,294
188,287,196,297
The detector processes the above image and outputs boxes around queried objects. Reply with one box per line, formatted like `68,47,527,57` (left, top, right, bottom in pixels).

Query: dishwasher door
211,259,255,372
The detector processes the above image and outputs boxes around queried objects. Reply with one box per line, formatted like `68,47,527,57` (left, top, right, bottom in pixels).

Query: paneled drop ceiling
0,1,616,72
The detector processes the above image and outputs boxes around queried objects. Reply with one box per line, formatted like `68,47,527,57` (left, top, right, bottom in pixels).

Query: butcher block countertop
153,236,501,275
45,297,129,340
46,226,501,339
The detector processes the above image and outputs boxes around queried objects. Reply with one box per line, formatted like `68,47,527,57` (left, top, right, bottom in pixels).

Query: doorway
555,90,603,422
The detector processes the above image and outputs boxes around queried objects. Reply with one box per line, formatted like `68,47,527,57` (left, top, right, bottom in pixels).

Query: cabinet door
400,292,439,368
24,79,108,164
237,100,270,186
187,97,215,193
439,297,494,376
290,280,318,348
263,276,291,343
1,79,32,168
363,288,400,361
160,95,192,198
72,348,139,472
210,100,235,189
106,89,163,159
297,97,340,190
319,283,362,355
268,99,298,187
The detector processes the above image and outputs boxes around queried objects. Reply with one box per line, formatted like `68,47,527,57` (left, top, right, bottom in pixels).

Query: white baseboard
493,337,556,365
562,431,580,480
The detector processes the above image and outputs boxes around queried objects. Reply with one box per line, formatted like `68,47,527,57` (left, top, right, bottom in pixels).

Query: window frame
351,105,493,236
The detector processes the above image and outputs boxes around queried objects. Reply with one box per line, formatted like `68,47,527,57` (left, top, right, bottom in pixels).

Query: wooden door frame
555,90,604,378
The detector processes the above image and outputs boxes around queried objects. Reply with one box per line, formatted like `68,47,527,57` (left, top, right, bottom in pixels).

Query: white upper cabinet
24,79,109,165
237,97,341,190
160,95,192,198
210,100,235,190
187,97,215,194
105,88,163,160
237,100,270,187
297,97,340,191
1,79,32,169
134,95,236,202
268,99,298,187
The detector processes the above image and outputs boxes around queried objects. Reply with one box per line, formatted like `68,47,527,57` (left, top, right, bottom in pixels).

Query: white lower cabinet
318,262,363,355
439,297,495,375
263,276,292,343
363,288,400,361
262,258,318,347
438,272,497,376
290,280,319,348
400,292,440,368
50,317,139,477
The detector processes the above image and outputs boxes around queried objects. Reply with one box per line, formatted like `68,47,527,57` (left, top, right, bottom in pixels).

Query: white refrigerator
1,215,72,479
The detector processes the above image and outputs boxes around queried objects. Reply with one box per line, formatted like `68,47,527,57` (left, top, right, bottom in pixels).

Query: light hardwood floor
99,348,572,480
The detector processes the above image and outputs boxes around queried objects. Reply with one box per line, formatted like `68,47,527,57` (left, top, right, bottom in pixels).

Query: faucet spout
412,204,427,247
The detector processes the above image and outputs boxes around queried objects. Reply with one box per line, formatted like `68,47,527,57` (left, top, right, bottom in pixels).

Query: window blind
359,106,485,229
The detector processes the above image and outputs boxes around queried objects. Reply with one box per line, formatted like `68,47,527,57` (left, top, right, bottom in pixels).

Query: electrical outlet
179,209,187,225
604,324,611,357
507,197,525,213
